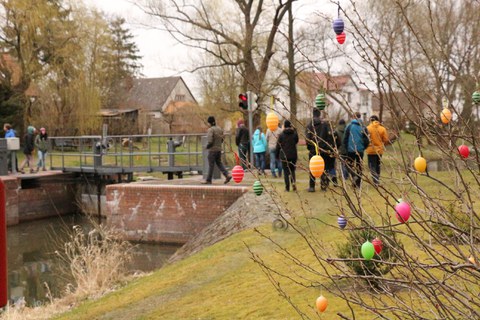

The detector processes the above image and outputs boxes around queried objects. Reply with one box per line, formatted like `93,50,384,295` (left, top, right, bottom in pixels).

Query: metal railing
48,133,233,177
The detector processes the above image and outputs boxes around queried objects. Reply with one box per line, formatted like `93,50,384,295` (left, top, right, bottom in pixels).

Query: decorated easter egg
232,165,245,183
309,155,325,178
253,180,263,196
266,112,279,131
337,216,347,230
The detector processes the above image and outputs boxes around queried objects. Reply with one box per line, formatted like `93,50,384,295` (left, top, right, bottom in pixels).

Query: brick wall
1,173,78,225
105,184,248,244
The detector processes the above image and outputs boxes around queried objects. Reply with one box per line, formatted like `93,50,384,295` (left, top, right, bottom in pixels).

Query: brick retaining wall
1,173,78,226
105,184,248,244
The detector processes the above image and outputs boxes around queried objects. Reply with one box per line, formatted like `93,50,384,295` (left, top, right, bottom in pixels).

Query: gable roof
298,72,354,92
116,76,197,111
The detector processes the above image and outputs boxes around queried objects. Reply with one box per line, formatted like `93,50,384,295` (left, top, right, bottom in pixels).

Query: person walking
4,123,18,173
275,120,298,192
35,127,49,171
343,112,369,188
202,116,232,184
305,108,322,192
266,121,283,178
19,125,36,174
318,116,340,190
335,119,349,181
235,119,249,169
252,126,267,175
366,115,389,186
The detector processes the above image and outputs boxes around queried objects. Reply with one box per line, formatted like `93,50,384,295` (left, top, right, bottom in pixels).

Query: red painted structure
0,179,7,307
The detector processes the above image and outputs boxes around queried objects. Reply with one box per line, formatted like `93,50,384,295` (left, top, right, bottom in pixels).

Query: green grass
29,132,477,318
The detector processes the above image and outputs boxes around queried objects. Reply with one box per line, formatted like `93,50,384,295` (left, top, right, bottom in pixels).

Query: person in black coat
305,109,322,192
275,120,299,192
235,119,250,169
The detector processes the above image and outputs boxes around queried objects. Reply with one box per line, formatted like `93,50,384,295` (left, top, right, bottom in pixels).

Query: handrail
47,133,233,176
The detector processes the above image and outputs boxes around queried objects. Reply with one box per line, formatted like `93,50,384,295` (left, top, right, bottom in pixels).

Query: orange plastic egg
309,155,325,178
315,295,328,313
266,112,279,131
440,108,452,124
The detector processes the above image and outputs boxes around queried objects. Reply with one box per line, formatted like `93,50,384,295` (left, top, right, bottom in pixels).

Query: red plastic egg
458,145,470,159
336,32,346,44
372,238,383,254
231,165,244,183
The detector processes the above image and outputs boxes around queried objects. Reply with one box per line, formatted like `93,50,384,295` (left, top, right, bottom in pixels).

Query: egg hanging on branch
266,112,279,131
309,155,325,178
336,32,346,44
414,156,427,173
395,201,411,223
458,145,470,159
361,240,375,261
337,215,347,230
332,18,344,35
372,238,383,254
440,108,452,124
231,165,245,183
315,295,328,313
253,180,263,196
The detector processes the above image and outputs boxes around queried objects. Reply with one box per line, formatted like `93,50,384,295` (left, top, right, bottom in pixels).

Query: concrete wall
105,184,248,244
2,173,78,226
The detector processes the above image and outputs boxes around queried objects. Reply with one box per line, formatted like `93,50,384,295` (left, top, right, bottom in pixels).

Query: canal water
7,214,179,307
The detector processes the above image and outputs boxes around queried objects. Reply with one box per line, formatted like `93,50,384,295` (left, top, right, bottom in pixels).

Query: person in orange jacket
366,115,389,186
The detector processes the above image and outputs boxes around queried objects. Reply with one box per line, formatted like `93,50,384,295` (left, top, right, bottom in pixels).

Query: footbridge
48,133,233,181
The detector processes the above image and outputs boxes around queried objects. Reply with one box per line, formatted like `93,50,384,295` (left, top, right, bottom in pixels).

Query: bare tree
246,1,480,318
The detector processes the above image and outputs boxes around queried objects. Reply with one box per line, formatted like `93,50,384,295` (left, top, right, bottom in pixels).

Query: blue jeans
37,150,47,169
269,148,282,177
254,152,266,172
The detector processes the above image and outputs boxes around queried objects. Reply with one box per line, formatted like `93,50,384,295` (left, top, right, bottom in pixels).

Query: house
295,72,374,123
111,76,198,134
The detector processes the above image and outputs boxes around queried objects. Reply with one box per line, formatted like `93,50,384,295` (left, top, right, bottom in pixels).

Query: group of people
239,119,300,191
306,110,389,191
203,111,389,192
3,123,49,174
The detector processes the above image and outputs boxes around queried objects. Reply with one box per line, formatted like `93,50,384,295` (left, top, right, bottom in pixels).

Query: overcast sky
83,0,344,93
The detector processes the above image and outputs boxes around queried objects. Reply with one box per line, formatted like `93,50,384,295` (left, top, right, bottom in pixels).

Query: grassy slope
54,134,476,319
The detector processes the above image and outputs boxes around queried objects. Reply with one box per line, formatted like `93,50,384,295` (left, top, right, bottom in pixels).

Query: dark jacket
318,121,339,154
305,117,322,155
235,126,249,146
35,133,48,152
206,125,224,152
335,123,347,155
23,133,35,155
276,127,298,161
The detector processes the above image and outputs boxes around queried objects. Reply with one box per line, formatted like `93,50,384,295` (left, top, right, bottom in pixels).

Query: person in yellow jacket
366,115,389,186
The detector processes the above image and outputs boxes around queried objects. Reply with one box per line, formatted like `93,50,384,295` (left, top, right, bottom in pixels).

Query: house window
175,94,185,101
361,92,369,106
346,92,352,103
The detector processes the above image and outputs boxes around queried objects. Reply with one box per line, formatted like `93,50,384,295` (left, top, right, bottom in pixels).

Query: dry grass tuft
0,221,133,320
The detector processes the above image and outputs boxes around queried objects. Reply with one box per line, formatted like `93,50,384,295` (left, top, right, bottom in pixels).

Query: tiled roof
115,76,196,111
299,72,352,91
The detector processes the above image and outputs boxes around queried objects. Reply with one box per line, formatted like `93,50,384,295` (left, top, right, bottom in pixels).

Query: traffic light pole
247,91,254,170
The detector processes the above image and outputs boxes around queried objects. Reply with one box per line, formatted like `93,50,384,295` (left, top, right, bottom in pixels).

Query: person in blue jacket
343,112,369,188
252,126,267,175
4,123,17,173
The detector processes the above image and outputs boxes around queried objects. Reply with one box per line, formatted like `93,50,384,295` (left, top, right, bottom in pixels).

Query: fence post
0,179,7,307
